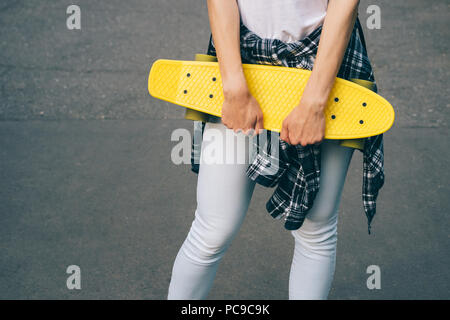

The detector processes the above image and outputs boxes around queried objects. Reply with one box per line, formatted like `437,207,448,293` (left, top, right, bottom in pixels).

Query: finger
295,133,306,147
222,117,230,128
243,127,254,135
245,117,257,135
303,132,314,146
255,114,264,135
289,131,299,146
230,122,240,133
301,137,311,146
280,125,291,144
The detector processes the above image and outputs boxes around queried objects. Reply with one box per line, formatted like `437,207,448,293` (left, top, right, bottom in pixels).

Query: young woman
167,0,384,300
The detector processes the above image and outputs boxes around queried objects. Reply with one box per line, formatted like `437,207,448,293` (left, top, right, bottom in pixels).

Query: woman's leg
168,122,256,299
289,139,354,300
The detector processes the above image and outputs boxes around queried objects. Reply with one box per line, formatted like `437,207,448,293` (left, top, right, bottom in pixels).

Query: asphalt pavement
0,0,448,299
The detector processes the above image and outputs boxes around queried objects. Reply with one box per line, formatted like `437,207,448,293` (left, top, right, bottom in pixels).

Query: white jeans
168,122,354,299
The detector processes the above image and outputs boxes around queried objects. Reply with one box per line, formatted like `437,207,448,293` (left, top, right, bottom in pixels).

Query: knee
291,215,338,259
182,212,238,265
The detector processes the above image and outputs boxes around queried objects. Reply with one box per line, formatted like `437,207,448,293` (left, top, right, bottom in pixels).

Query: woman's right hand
206,0,263,135
221,83,264,136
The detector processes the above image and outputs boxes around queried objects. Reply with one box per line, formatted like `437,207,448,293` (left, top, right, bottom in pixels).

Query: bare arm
207,0,245,94
281,0,360,146
207,0,264,134
308,0,359,104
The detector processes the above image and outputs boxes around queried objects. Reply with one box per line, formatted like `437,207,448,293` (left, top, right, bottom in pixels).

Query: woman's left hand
279,0,360,147
280,87,327,146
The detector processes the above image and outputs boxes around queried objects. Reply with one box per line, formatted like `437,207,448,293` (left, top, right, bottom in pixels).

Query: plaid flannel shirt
191,18,385,234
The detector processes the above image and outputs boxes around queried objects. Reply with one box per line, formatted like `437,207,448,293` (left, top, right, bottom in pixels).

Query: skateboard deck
148,59,395,139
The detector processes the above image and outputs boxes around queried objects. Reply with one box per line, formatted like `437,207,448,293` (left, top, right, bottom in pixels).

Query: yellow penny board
148,59,395,139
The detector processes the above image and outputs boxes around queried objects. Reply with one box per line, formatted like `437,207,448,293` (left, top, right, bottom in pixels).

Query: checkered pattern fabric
191,18,384,234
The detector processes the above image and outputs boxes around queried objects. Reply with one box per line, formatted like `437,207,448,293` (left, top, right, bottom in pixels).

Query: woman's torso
237,0,328,43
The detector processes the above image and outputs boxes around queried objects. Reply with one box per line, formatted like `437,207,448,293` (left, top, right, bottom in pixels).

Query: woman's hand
280,0,360,147
221,83,264,135
280,84,326,146
206,0,264,136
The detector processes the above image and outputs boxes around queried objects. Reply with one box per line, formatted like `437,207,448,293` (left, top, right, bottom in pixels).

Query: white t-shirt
237,0,328,43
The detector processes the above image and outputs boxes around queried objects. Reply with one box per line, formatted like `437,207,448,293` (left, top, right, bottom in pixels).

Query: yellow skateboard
148,58,395,140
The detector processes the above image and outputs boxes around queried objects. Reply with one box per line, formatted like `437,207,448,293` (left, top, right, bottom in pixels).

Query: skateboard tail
148,59,223,117
148,59,176,102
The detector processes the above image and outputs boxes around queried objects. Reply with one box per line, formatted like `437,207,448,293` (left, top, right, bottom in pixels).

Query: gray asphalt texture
0,0,449,299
